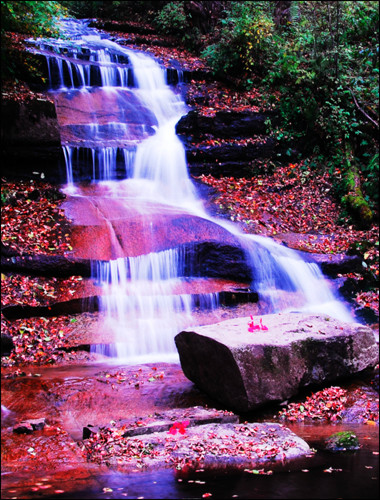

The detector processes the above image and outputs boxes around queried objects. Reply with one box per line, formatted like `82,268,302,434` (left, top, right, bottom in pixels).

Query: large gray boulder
175,313,379,412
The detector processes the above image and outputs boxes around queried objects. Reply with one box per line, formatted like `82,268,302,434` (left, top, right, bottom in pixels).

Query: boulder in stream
175,313,379,412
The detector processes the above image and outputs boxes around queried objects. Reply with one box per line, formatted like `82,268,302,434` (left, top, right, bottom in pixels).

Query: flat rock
62,194,247,261
83,406,238,439
82,420,312,474
175,313,379,412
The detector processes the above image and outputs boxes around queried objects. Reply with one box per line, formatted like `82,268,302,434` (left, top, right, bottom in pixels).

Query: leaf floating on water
323,467,343,473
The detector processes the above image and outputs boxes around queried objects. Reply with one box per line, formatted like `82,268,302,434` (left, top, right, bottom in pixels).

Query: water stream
29,19,353,362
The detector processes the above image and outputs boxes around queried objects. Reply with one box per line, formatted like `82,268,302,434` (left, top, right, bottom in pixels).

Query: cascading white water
240,233,353,319
30,19,353,362
92,249,219,361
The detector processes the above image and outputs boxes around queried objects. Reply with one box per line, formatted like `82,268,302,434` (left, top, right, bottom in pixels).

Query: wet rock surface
63,193,246,260
176,109,275,139
1,363,310,493
54,88,157,147
80,420,312,474
175,313,379,412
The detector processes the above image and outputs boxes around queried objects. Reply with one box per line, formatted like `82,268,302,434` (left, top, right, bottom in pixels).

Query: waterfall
29,19,353,362
92,249,219,361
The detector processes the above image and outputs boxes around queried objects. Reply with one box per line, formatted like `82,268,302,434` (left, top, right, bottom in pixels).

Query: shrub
153,1,187,36
201,1,274,80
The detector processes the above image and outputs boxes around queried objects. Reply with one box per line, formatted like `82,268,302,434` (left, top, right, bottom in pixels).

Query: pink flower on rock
260,317,268,331
168,420,190,435
248,316,268,332
248,315,260,332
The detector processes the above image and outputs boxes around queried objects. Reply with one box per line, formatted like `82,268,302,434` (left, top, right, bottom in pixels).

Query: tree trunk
341,146,373,229
274,1,292,29
184,1,227,34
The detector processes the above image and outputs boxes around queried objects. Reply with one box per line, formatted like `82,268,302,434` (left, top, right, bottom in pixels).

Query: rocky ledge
175,313,379,412
80,407,312,474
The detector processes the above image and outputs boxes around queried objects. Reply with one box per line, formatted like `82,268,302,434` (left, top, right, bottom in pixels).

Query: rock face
175,313,379,412
175,109,298,177
176,109,274,138
1,98,63,181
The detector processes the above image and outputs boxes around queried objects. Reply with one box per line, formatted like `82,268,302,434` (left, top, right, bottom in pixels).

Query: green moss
344,169,356,191
325,431,360,452
342,193,373,227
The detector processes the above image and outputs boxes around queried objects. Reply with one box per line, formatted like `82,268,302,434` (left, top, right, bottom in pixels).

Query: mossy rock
342,192,373,228
325,431,360,452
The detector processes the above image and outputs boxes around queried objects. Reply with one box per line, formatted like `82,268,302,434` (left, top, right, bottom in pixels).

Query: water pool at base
14,447,377,499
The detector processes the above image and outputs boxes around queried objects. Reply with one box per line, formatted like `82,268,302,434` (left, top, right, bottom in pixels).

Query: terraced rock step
0,287,258,321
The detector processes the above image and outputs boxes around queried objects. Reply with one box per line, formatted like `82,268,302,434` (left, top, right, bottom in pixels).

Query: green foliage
262,1,379,216
61,1,164,21
1,1,68,84
60,0,104,18
1,1,67,37
1,188,10,205
153,1,204,51
153,1,187,35
200,1,274,79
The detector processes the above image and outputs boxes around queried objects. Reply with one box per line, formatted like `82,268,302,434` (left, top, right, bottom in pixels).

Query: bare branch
349,88,379,129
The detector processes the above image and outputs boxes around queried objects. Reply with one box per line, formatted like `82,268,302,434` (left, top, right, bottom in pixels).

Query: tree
273,0,292,29
1,1,68,83
1,1,67,37
184,1,228,34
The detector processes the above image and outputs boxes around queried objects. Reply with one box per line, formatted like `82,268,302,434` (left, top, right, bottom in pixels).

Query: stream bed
1,361,378,499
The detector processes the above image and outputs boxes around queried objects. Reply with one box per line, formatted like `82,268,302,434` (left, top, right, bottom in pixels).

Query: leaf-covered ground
195,164,378,256
195,164,379,314
278,385,379,425
1,180,86,367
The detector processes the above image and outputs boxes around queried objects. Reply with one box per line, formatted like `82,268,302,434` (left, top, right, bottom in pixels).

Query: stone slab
81,420,312,474
175,313,379,412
